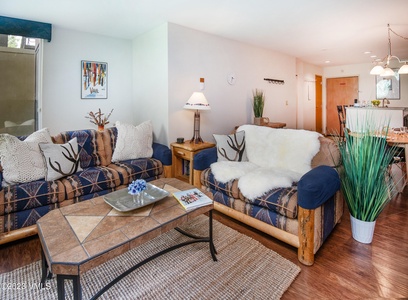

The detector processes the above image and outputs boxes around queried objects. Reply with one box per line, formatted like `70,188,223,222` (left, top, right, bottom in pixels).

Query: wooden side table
234,122,286,132
263,122,286,128
171,141,215,185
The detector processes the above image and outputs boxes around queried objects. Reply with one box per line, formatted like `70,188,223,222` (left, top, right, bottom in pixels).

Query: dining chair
337,105,346,138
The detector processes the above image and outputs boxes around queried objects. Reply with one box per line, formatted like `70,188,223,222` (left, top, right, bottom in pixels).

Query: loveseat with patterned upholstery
0,122,172,244
193,125,343,265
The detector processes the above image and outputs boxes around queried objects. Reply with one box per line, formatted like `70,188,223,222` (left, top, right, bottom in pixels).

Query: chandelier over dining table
370,24,408,76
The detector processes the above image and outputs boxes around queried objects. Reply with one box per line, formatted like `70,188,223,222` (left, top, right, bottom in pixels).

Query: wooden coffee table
37,178,216,300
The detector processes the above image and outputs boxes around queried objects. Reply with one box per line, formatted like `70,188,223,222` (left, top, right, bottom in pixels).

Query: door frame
315,75,322,133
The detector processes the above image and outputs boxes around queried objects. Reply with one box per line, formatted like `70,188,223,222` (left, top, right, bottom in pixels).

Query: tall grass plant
252,89,265,118
335,118,399,222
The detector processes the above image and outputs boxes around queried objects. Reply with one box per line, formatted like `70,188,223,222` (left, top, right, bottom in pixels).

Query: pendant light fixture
370,24,408,76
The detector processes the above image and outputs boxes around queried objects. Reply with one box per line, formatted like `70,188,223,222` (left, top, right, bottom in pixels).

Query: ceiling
2,0,408,67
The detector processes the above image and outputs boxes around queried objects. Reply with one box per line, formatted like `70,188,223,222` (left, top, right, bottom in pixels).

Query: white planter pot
350,214,376,244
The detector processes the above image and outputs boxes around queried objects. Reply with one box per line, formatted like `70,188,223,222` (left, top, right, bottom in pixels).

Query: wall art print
375,70,400,100
81,61,107,99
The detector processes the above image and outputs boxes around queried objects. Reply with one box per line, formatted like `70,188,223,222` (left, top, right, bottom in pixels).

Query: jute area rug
1,215,300,300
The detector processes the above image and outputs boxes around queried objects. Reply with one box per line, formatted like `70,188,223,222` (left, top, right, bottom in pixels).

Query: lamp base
190,110,203,144
190,136,204,144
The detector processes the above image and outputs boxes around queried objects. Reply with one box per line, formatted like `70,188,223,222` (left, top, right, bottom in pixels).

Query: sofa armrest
298,165,340,209
193,147,218,171
152,142,172,166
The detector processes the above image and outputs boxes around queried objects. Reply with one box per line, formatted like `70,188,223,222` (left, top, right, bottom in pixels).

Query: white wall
39,25,408,144
42,24,299,145
133,24,169,144
42,27,133,135
296,60,323,131
167,23,297,144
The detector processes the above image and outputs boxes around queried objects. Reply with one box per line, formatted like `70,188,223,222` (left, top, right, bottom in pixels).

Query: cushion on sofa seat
297,165,340,210
64,188,118,204
52,129,107,168
206,186,299,236
0,205,56,234
201,168,298,219
62,166,121,199
208,184,340,253
111,121,153,162
108,158,163,185
0,179,66,216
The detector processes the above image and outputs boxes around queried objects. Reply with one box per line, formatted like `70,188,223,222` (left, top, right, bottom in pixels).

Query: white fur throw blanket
211,125,321,200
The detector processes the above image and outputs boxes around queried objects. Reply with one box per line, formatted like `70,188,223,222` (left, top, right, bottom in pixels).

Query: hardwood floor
1,180,407,299
214,195,408,299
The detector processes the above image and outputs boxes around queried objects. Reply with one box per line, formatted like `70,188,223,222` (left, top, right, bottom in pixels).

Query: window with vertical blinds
0,16,51,136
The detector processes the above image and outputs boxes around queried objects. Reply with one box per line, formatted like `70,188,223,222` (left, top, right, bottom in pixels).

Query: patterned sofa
0,127,172,245
193,125,343,266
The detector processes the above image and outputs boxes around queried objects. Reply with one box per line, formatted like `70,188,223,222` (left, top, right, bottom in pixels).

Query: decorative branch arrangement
85,108,113,126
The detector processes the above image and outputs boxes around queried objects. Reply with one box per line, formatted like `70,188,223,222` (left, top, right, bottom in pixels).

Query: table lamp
183,92,210,143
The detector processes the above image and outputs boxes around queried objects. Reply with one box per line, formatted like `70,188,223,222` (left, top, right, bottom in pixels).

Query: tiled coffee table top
37,178,213,276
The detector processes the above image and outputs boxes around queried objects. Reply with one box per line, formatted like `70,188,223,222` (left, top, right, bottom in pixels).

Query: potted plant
252,89,265,125
335,118,400,243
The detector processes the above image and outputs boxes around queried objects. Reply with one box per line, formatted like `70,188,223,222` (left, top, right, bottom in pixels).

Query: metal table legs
40,211,217,300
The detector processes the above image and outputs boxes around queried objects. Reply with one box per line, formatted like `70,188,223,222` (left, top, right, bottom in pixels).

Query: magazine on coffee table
173,188,213,211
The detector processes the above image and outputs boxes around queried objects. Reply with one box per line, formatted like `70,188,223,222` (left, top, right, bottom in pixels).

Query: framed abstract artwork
375,70,400,100
81,61,108,99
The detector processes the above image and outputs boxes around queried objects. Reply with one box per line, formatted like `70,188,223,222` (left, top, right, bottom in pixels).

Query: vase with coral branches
85,108,113,131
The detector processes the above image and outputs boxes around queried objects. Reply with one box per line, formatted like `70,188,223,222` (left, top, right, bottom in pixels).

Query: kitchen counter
345,106,408,131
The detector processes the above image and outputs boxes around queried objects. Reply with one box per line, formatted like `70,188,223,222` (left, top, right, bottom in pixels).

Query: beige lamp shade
398,64,408,74
381,67,395,77
183,92,210,144
370,65,384,75
183,92,211,110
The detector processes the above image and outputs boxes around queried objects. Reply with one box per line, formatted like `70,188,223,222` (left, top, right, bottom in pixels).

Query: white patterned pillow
0,128,52,184
213,131,248,162
111,121,153,162
39,138,83,181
